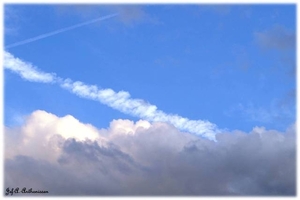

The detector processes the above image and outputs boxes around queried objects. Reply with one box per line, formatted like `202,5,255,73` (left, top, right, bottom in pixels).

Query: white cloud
109,119,151,136
5,110,296,196
5,110,105,163
4,51,220,140
4,51,56,83
60,79,220,140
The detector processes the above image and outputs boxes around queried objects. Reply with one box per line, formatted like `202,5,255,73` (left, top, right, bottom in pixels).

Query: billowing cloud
5,110,104,163
5,110,296,196
255,25,295,51
4,51,220,140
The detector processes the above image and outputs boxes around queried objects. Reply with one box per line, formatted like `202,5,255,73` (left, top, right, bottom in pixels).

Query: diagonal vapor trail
4,51,221,141
5,13,118,49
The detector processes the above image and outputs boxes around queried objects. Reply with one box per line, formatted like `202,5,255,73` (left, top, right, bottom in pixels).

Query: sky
3,4,296,196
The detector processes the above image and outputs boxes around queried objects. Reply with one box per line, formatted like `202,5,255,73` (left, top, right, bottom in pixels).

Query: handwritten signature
5,187,49,195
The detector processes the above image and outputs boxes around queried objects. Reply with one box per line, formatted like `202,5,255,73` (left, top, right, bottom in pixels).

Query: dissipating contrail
5,13,118,49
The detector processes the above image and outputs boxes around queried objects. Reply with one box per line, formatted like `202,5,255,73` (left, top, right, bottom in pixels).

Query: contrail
5,13,118,49
4,51,221,141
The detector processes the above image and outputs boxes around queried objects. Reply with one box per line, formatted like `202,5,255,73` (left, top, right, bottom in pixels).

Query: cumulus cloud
5,110,296,196
5,110,105,163
4,51,219,140
255,25,295,51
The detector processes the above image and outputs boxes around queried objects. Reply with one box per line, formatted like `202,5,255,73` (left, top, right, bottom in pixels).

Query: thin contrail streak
5,13,118,49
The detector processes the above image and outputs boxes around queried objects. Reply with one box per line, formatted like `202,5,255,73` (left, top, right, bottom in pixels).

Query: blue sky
4,4,296,133
3,4,297,196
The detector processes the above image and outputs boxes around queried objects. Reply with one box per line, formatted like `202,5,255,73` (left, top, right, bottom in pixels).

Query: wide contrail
4,51,221,141
5,13,118,49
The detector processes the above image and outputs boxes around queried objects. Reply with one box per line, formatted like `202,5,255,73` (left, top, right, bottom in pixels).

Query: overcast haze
4,4,296,196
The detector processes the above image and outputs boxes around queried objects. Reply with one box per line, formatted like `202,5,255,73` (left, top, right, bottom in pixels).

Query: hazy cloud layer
255,25,295,51
5,110,296,196
55,4,152,26
4,5,20,36
226,97,295,127
198,5,232,16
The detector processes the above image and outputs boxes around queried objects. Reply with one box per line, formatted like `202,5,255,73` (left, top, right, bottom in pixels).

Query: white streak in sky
4,51,56,83
60,79,219,140
3,51,220,141
5,13,118,49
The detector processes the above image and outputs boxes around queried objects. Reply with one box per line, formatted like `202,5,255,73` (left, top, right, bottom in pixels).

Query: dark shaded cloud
4,111,296,196
255,25,295,51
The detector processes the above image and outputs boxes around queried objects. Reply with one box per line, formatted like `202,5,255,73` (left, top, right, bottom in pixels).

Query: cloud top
5,110,296,196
